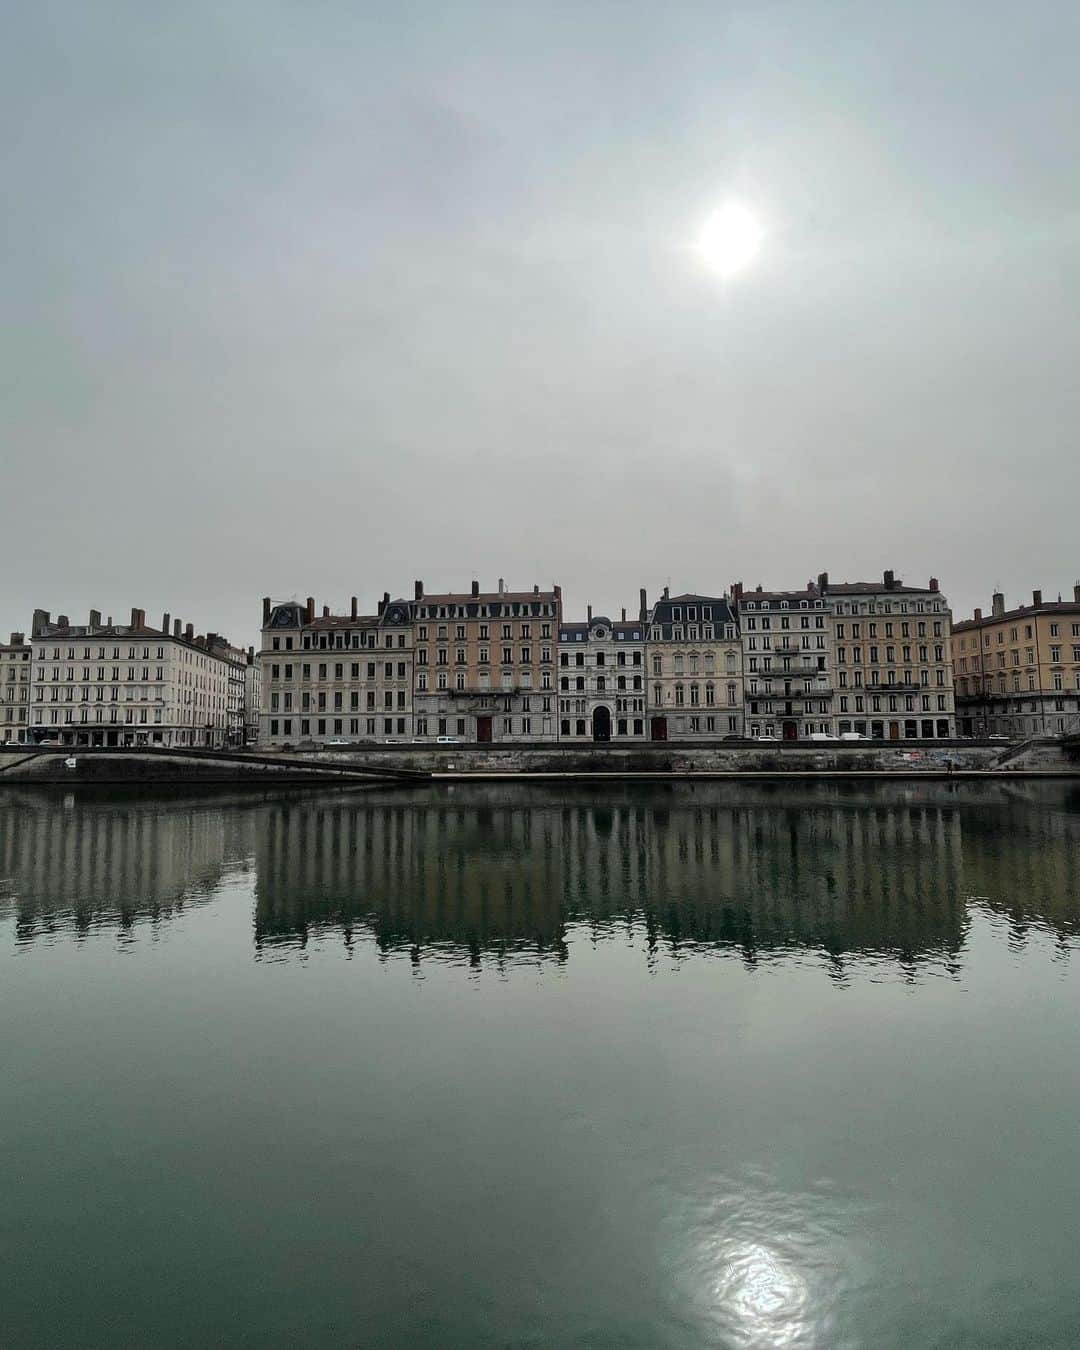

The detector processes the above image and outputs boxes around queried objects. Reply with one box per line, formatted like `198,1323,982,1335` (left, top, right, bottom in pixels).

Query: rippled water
2,781,1079,1348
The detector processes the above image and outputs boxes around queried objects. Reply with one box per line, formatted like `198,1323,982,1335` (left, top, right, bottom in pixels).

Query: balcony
746,687,833,701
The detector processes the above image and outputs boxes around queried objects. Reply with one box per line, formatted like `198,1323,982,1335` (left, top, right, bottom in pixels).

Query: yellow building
952,585,1080,738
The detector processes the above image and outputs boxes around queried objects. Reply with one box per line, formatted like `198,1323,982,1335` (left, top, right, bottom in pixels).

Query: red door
477,716,492,743
650,717,668,741
782,720,798,742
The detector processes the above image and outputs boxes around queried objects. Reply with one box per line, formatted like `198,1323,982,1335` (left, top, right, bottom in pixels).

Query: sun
698,203,762,279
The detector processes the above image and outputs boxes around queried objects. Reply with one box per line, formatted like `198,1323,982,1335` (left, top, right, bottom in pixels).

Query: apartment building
411,580,561,742
952,585,1080,738
645,590,743,740
244,652,261,746
557,607,647,741
828,571,955,739
259,593,414,745
28,607,246,748
734,581,836,739
0,632,32,743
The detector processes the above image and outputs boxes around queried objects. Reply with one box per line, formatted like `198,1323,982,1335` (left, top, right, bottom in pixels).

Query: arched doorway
593,706,612,742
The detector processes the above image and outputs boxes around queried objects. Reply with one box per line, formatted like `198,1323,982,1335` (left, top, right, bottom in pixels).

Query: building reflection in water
2,782,1079,969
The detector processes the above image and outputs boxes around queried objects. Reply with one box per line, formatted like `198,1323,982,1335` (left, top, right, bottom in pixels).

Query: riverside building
828,571,955,739
734,580,836,740
28,608,247,748
557,607,647,741
644,590,743,740
259,593,414,745
411,580,561,742
952,585,1080,738
0,632,31,743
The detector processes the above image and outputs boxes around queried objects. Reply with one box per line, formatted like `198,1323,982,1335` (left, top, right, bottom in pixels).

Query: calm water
2,781,1080,1349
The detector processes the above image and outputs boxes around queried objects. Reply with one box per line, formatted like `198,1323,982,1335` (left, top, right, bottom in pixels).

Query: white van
436,735,460,744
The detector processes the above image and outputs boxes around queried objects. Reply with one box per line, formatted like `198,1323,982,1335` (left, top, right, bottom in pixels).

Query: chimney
377,596,386,617
58,614,70,628
207,633,218,650
732,582,744,602
883,569,895,590
306,597,315,624
1073,582,1080,603
498,578,505,595
1032,589,1043,608
471,580,480,596
185,623,194,641
248,646,254,663
130,607,140,627
161,612,170,635
663,586,670,600
587,604,593,623
107,616,113,627
929,578,939,593
974,608,982,622
554,584,562,602
350,596,358,619
992,592,1005,618
533,584,539,594
414,580,424,601
32,609,50,636
322,604,330,618
818,572,829,592
639,588,648,621
174,619,182,637
262,597,271,625
10,632,24,645
621,607,627,622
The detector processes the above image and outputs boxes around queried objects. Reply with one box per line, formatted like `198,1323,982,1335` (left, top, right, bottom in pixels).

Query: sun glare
698,203,762,279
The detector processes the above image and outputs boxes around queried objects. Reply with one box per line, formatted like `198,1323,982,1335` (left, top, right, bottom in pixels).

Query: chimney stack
414,580,424,601
929,577,939,593
1032,589,1043,608
663,585,670,600
621,607,627,622
306,597,315,624
350,596,358,619
10,632,24,645
732,581,744,601
471,580,480,596
818,572,829,592
587,604,593,623
174,619,182,637
58,614,70,628
32,609,50,637
992,592,1005,618
247,646,254,663
974,608,982,622
322,604,330,618
161,612,170,634
883,569,895,589
639,589,647,621
498,577,505,595
88,609,101,628
1073,582,1080,603
262,597,271,625
533,584,539,594
185,623,194,641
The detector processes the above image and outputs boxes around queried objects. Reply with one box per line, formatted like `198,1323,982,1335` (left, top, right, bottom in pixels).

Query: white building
0,632,32,743
558,608,647,741
29,607,248,749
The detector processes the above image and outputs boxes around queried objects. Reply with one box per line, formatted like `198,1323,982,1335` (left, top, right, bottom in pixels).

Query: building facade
0,632,31,743
952,585,1080,738
735,581,836,739
411,581,561,742
644,590,743,740
244,650,261,745
557,608,647,741
28,607,245,748
828,572,955,739
259,593,414,746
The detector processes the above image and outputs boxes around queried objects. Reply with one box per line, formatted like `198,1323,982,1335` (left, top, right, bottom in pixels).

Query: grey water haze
4,2,1079,646
3,780,1080,1346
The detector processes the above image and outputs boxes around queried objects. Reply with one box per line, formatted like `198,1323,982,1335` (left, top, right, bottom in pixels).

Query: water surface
2,781,1079,1348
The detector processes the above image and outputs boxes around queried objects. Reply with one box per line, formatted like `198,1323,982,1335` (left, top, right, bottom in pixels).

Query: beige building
953,585,1080,738
558,607,647,741
411,580,561,742
828,573,955,739
1,632,32,743
259,593,414,746
645,590,744,740
29,607,247,748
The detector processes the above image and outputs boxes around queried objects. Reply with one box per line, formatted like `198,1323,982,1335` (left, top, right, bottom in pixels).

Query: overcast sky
4,1,1078,645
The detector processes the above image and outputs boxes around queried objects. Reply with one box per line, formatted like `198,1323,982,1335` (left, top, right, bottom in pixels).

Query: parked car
436,735,460,744
755,734,780,743
988,734,1010,742
809,733,836,742
325,737,350,746
840,732,867,741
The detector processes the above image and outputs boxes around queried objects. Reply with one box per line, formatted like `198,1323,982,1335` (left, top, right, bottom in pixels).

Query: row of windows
560,676,643,692
957,621,1080,650
560,650,642,667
